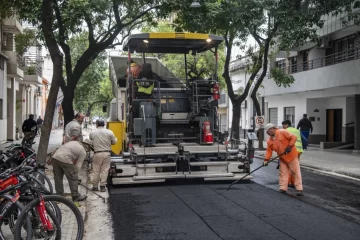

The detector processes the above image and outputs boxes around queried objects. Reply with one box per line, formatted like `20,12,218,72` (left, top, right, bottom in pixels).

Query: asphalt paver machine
109,32,252,185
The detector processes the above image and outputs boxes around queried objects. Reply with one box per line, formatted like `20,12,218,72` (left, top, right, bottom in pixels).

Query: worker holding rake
263,123,304,196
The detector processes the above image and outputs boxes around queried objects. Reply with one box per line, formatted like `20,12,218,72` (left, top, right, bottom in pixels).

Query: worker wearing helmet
282,120,303,189
126,60,142,79
126,60,154,95
263,123,303,196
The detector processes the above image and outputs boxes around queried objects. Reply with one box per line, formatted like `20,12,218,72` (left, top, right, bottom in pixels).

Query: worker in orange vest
263,123,304,196
282,120,303,189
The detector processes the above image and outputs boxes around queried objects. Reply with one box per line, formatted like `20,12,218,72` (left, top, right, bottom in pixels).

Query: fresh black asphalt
109,159,360,240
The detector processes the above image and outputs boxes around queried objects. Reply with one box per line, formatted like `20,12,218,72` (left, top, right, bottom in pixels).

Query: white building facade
262,12,360,150
0,18,51,143
218,57,264,138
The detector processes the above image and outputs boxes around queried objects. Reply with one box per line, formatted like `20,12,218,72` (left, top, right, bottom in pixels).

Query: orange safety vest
265,129,298,163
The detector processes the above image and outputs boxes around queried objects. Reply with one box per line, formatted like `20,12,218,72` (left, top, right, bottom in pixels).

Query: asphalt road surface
109,159,360,240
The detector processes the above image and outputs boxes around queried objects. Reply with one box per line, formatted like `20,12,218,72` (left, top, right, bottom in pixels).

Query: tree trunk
62,88,75,126
231,98,242,140
252,94,265,150
37,63,61,164
37,0,63,164
250,36,272,150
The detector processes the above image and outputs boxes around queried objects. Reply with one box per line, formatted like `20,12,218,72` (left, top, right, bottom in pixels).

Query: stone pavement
0,128,103,239
242,139,360,179
0,128,63,153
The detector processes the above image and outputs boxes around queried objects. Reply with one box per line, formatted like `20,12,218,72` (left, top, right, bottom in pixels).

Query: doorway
326,109,343,142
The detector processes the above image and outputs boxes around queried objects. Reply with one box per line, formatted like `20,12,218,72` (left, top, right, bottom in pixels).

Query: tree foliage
14,28,36,56
1,0,175,125
0,0,174,163
141,21,227,88
169,0,330,139
68,32,109,114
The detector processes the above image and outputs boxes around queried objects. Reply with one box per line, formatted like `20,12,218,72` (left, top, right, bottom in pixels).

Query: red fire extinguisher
213,83,220,100
202,120,214,144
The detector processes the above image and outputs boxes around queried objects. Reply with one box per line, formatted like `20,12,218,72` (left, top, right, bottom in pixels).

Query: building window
276,59,286,72
0,57,4,70
326,33,359,65
0,99,3,119
290,57,297,73
284,107,295,126
219,114,227,132
268,108,278,125
219,94,227,105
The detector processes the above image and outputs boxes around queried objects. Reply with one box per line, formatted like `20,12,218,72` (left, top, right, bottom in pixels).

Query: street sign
247,132,258,140
255,116,265,127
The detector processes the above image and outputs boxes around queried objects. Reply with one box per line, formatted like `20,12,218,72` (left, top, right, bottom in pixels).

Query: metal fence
276,48,360,75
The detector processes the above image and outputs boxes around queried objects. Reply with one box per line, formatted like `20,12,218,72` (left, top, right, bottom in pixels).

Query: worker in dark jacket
22,114,37,145
297,114,313,141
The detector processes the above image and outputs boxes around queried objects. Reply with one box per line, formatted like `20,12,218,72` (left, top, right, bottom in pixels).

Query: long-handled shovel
78,180,106,203
227,152,286,190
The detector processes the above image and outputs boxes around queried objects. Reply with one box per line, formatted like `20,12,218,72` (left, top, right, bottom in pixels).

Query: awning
123,32,224,53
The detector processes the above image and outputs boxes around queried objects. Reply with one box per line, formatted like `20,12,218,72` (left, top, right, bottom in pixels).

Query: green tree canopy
169,0,329,139
141,21,226,88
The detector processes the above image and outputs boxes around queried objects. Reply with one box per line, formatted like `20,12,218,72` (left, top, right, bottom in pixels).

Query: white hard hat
264,123,276,131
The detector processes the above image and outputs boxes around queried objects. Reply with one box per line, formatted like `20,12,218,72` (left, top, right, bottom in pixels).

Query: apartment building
1,14,24,142
262,12,360,150
0,17,47,142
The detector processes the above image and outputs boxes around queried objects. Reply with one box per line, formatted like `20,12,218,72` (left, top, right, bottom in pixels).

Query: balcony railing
16,54,25,70
276,48,360,75
24,62,42,76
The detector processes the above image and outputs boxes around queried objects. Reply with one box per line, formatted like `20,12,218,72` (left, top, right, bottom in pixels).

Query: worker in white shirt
51,139,94,201
89,119,117,192
63,113,85,144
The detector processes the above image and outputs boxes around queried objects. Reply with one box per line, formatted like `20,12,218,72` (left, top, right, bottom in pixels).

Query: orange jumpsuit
265,129,303,191
289,153,301,185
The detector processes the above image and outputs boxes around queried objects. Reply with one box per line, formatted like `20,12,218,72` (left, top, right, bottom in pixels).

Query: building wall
263,58,360,96
266,94,307,127
265,87,358,144
0,63,7,143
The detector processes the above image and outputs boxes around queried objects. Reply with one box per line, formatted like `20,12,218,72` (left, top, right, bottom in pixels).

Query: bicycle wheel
14,200,61,240
15,195,84,240
24,167,54,194
33,170,53,194
0,196,30,240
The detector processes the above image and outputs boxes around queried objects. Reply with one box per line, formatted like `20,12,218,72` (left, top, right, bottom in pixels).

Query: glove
285,146,292,154
263,161,269,167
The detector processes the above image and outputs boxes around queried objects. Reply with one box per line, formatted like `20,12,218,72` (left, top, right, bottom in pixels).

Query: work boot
279,189,287,194
288,184,295,189
100,186,106,192
92,187,99,191
297,191,304,196
72,195,87,202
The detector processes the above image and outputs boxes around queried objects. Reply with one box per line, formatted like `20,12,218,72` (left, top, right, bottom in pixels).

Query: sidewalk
0,128,106,238
0,128,63,153
247,139,360,179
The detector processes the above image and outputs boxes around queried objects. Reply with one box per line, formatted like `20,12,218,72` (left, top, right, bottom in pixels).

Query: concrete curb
254,154,360,180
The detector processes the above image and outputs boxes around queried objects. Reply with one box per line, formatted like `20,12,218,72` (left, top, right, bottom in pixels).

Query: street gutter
254,154,360,180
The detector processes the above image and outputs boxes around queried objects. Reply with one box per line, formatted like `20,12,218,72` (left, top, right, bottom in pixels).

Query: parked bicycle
0,157,84,239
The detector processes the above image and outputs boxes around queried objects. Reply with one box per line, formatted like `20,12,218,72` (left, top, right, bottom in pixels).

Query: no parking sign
255,116,265,128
